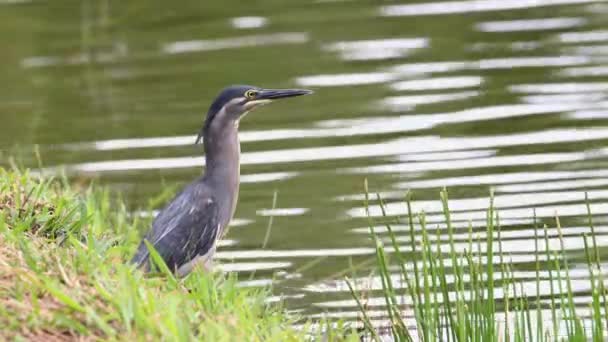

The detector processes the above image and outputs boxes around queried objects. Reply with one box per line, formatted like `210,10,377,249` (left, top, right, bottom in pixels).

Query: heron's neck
203,122,240,195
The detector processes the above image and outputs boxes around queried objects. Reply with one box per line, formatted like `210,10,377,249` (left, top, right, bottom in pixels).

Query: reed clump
349,183,607,342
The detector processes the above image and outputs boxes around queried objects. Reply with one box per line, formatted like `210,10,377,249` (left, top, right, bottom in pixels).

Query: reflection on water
2,0,608,329
380,0,605,16
230,16,268,30
390,76,483,91
163,32,309,54
323,38,428,61
476,17,586,32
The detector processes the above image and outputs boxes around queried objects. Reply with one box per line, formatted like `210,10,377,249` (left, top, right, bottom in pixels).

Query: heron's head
196,85,312,143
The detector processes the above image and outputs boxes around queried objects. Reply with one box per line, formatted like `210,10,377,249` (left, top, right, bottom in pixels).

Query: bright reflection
236,279,273,288
390,76,483,91
323,38,428,61
295,72,395,87
295,56,587,89
255,208,309,217
380,0,603,17
350,190,608,216
349,219,533,234
557,30,608,43
558,66,608,77
398,149,496,162
163,32,308,54
240,172,297,183
510,82,608,93
568,44,608,55
522,93,608,104
497,178,608,193
567,110,608,119
476,17,585,32
55,126,608,173
397,169,608,189
218,261,290,272
215,248,376,259
478,56,589,69
308,266,597,293
21,48,126,68
348,192,608,219
315,277,595,307
348,151,597,174
380,91,478,110
230,16,268,29
388,61,471,75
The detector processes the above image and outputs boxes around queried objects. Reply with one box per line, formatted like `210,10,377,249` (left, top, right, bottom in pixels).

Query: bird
131,85,313,277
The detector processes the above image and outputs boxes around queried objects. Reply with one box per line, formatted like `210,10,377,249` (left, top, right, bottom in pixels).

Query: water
2,0,608,327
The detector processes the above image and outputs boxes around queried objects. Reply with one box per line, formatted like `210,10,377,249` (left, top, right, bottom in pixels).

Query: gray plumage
131,182,220,275
131,85,312,276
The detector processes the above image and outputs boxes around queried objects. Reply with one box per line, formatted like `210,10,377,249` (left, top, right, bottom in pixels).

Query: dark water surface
2,0,608,327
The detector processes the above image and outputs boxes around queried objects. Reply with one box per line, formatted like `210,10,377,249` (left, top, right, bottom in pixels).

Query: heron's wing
131,184,220,272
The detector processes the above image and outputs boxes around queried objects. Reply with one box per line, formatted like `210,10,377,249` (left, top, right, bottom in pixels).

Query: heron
130,85,312,276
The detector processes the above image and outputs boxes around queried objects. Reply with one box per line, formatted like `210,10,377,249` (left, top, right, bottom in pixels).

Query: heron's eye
245,90,258,99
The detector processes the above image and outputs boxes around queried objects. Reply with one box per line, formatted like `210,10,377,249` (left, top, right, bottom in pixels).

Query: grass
0,168,359,341
348,181,608,341
3,167,607,341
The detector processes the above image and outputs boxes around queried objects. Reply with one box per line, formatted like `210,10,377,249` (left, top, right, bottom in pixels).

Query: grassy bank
3,168,607,341
0,169,347,341
350,182,608,341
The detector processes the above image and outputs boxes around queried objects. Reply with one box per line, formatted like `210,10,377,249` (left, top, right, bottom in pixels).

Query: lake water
2,0,608,328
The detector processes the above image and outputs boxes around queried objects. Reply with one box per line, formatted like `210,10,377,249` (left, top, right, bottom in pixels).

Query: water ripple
476,17,586,32
323,38,428,61
380,0,604,17
230,16,268,29
390,76,483,91
163,32,309,54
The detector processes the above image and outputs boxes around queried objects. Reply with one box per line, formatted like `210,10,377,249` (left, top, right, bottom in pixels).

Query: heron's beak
258,88,313,100
245,88,313,109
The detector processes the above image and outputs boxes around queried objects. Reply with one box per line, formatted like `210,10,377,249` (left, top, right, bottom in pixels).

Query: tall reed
349,186,607,342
